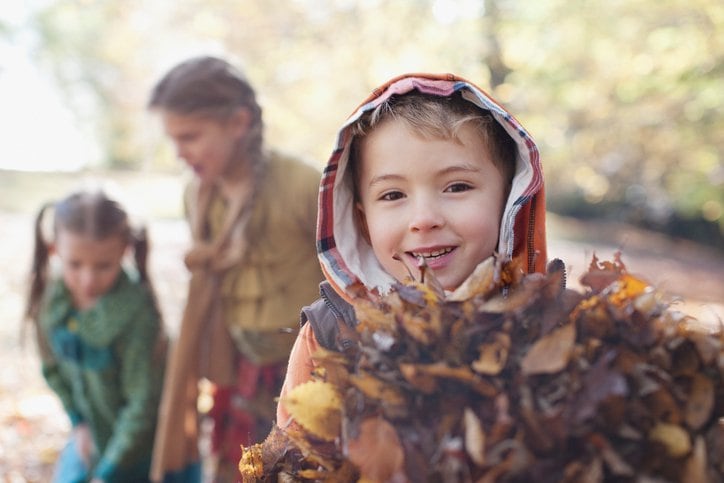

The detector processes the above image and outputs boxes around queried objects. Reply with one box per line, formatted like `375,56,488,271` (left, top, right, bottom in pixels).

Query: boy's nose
408,198,445,232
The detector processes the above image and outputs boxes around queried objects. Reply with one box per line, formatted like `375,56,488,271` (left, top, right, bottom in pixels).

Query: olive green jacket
188,151,324,364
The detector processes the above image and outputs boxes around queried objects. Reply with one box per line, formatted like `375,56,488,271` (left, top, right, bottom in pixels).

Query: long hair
148,55,265,169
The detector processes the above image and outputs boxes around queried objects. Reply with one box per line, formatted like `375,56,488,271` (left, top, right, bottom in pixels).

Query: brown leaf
521,323,576,375
463,408,485,466
447,256,497,302
684,374,715,430
347,417,405,482
399,363,438,394
348,371,407,406
411,362,497,397
682,436,708,483
471,332,510,375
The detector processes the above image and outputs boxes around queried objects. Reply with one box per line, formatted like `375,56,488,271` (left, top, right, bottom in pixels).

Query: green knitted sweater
39,270,166,481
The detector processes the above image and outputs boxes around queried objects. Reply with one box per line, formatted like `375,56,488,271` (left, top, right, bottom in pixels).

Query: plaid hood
317,73,547,299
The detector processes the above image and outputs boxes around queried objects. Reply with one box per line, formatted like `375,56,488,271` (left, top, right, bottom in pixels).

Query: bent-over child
275,73,548,481
24,189,167,483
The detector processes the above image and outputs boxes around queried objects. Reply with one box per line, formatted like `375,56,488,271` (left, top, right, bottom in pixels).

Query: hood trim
317,74,545,299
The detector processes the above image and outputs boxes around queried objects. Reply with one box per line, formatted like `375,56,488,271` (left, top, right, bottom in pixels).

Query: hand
184,243,215,269
72,424,96,468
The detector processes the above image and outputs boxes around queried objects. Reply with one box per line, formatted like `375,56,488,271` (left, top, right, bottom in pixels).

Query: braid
131,225,163,321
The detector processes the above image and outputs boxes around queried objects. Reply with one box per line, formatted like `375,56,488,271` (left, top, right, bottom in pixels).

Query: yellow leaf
649,422,691,457
608,274,651,307
281,380,342,441
238,443,264,482
355,298,397,333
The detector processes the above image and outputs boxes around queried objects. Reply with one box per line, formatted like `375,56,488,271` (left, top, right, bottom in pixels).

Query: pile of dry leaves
240,255,723,482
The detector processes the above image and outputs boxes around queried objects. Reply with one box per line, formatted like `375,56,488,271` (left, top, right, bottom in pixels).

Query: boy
277,73,548,480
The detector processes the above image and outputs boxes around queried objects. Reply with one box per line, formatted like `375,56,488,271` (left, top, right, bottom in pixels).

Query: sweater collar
41,270,146,346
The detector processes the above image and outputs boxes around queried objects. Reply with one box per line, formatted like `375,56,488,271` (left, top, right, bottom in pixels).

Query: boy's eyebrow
367,163,483,189
367,173,404,189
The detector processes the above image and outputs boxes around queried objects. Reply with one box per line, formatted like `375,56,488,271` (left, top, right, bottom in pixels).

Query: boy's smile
356,118,507,291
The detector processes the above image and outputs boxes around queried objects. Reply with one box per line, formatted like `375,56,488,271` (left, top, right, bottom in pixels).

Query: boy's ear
354,202,371,244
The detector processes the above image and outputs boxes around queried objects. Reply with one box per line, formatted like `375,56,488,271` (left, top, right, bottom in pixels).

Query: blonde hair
348,91,517,198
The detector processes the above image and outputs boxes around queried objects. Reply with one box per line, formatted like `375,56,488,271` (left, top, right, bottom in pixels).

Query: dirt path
0,210,721,481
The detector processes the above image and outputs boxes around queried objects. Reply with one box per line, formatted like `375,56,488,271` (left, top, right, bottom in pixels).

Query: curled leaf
472,332,510,375
464,408,486,466
521,323,576,375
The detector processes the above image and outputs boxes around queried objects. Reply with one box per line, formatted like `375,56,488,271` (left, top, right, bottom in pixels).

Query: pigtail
24,202,55,359
132,225,163,311
25,202,52,323
131,225,160,307
132,225,150,283
131,225,169,364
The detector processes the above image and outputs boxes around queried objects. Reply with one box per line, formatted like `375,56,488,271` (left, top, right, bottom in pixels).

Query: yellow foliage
280,380,342,442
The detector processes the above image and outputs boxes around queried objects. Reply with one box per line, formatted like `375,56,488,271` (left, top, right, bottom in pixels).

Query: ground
0,201,722,481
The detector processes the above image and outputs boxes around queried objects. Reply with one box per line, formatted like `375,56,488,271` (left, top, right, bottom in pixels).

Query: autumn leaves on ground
1,205,722,481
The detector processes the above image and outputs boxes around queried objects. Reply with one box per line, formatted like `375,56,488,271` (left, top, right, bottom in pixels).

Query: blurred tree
26,0,723,245
31,0,162,170
495,0,723,241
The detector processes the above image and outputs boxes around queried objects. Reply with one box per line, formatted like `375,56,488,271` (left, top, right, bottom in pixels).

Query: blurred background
0,0,722,480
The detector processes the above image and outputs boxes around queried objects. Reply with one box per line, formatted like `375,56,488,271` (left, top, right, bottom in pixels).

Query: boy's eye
446,182,473,193
380,191,404,201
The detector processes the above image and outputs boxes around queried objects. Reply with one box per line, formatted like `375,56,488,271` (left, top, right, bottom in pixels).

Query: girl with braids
147,56,323,482
25,189,167,483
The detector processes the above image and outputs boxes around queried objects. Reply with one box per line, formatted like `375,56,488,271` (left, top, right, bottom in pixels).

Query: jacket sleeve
276,323,320,427
41,356,84,426
93,303,165,480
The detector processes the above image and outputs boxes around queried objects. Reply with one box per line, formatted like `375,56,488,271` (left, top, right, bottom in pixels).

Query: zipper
320,283,345,321
527,199,537,273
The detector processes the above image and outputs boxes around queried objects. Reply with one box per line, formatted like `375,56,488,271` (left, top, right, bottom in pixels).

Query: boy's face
356,118,507,291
